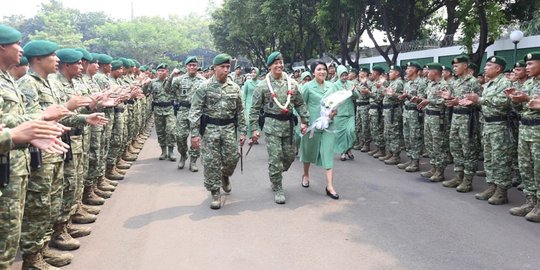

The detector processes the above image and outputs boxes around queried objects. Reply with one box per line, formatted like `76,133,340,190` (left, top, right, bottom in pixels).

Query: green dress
333,79,359,154
242,78,258,135
300,80,337,169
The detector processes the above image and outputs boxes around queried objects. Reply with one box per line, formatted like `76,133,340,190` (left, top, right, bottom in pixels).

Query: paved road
14,131,540,270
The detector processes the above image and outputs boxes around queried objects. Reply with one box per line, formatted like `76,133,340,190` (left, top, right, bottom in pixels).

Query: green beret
349,68,359,74
111,60,123,70
405,61,422,70
56,48,83,64
128,59,135,68
213,53,231,65
151,69,157,74
442,65,452,72
389,65,402,72
185,56,198,65
98,54,113,64
235,66,242,70
300,71,312,81
359,67,370,73
88,53,100,63
74,48,92,61
18,56,28,66
426,63,443,71
134,60,141,68
0,24,21,45
337,65,348,77
156,63,168,70
452,55,469,64
488,56,506,69
118,58,131,68
266,51,282,66
140,65,148,72
372,66,385,74
23,40,58,57
514,60,526,68
468,63,478,70
524,52,540,61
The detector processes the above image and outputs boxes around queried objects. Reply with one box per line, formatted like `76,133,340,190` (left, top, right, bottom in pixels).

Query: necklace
266,72,293,114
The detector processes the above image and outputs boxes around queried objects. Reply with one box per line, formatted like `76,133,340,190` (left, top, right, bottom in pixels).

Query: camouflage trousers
265,134,295,185
176,110,200,158
518,135,540,198
85,125,104,186
383,107,402,153
107,110,125,165
355,105,371,145
0,175,27,268
154,112,176,147
201,125,239,192
369,109,384,148
424,114,448,167
20,161,63,254
483,124,512,188
449,115,478,175
402,109,423,160
98,109,114,176
58,151,82,223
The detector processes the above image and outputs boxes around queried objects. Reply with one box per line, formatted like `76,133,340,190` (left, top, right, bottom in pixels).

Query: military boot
82,204,101,215
169,146,176,161
116,159,131,169
23,251,59,270
274,184,286,204
129,144,141,154
67,222,91,238
373,148,385,158
72,204,97,224
189,158,198,172
49,222,80,250
106,165,124,181
352,143,362,150
405,159,420,172
367,147,378,156
475,183,496,200
487,185,508,205
177,154,187,169
82,185,105,205
41,242,73,267
93,185,112,199
420,166,436,178
397,159,412,170
384,152,401,165
378,151,392,161
525,200,540,222
509,195,537,217
210,190,221,209
222,175,232,193
122,150,138,162
104,176,119,187
360,142,370,152
456,174,474,193
442,171,464,188
429,167,445,182
97,176,116,192
114,166,127,175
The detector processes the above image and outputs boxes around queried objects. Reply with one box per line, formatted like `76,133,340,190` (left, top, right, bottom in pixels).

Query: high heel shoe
325,187,339,200
347,153,355,160
301,175,309,188
340,154,347,161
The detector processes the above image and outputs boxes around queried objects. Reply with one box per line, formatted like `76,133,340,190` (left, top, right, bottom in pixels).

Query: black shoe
326,187,339,200
347,153,355,160
301,175,309,188
340,154,347,161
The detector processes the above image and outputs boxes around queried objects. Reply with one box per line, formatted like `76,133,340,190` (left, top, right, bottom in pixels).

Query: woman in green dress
333,65,359,161
300,60,339,199
242,67,259,137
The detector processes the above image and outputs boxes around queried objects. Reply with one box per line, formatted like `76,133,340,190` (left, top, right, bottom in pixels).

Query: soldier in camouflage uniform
397,61,427,172
418,63,450,182
166,57,206,170
510,60,527,189
508,52,540,222
188,53,246,210
462,56,513,205
146,63,176,160
354,68,372,152
439,56,481,192
380,65,404,165
232,65,244,88
363,66,386,158
249,52,309,204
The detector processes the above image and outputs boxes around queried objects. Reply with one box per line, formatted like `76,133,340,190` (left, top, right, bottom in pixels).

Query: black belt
69,127,83,136
404,104,418,111
264,112,298,144
265,112,294,121
126,100,135,105
177,101,191,108
207,116,235,126
453,108,473,115
369,104,380,110
114,108,125,113
484,115,507,123
521,118,540,126
153,101,173,107
383,104,400,109
357,101,370,106
425,109,442,116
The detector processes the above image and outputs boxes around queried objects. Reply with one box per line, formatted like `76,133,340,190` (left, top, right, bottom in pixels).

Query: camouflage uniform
402,77,427,162
147,77,175,148
167,73,206,164
423,78,450,176
93,71,115,180
249,74,309,191
106,76,127,168
188,75,246,193
354,79,372,149
367,81,386,156
382,77,404,159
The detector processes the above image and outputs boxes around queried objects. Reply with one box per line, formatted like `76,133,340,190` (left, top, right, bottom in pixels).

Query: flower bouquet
305,90,352,137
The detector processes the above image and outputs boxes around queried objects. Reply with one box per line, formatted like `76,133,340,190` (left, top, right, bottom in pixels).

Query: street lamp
510,30,524,64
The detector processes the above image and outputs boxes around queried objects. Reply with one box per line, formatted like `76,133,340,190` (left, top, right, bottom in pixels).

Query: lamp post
510,30,524,64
